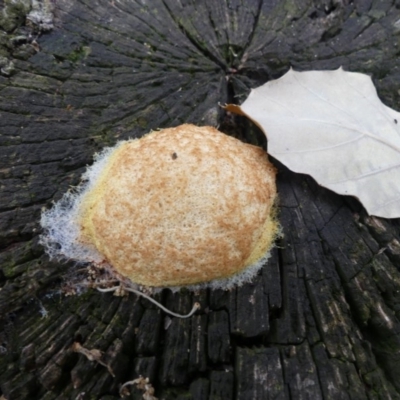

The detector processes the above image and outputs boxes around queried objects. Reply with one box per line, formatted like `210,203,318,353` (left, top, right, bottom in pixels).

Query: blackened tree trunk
1,1,400,399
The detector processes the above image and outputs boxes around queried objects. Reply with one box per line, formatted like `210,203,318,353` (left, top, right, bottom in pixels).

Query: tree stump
1,1,400,399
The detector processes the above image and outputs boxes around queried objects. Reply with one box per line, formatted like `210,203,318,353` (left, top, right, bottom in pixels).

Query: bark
1,0,400,399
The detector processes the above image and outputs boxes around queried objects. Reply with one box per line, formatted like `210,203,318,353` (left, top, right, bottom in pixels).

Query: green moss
0,240,34,278
66,46,91,63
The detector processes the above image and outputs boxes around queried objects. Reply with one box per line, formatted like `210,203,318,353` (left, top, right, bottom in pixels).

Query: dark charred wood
1,1,400,399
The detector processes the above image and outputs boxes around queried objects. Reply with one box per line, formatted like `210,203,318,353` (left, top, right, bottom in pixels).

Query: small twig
97,286,201,318
72,342,115,377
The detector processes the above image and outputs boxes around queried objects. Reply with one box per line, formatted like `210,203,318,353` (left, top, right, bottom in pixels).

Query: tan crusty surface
79,124,277,287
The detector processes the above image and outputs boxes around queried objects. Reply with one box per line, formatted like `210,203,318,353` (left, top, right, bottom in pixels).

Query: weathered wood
1,0,400,399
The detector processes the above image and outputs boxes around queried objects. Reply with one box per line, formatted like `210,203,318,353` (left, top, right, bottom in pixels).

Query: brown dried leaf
119,376,158,399
72,342,115,377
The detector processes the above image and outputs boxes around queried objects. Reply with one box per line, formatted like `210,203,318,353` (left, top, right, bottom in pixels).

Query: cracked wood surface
1,0,400,399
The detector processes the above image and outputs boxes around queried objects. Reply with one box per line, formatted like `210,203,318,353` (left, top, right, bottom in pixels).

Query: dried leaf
119,376,158,399
226,68,400,218
72,342,115,377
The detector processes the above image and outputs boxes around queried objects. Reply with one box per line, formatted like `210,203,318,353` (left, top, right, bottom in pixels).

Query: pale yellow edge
79,144,130,243
244,211,279,268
